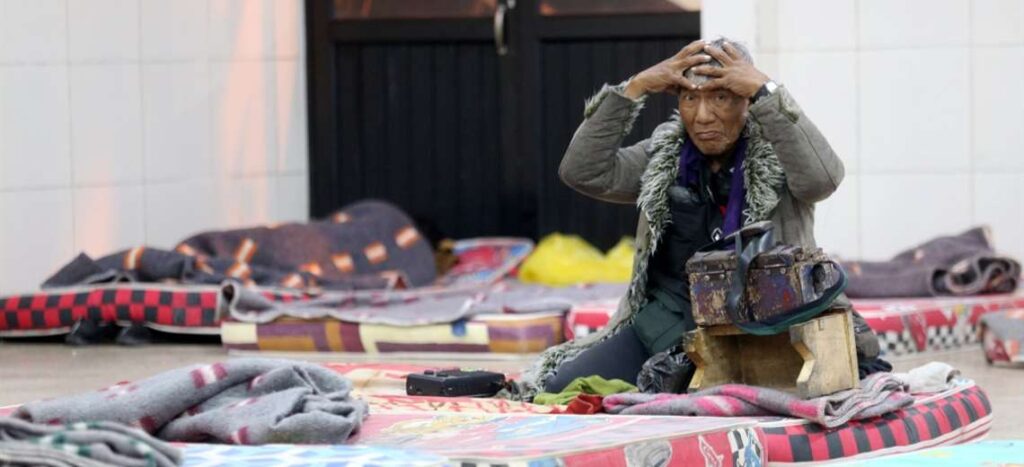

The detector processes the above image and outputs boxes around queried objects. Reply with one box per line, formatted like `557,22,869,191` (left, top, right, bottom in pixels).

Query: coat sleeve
748,85,845,203
558,83,653,205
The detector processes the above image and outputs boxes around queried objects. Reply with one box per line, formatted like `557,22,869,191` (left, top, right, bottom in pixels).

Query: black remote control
406,368,506,397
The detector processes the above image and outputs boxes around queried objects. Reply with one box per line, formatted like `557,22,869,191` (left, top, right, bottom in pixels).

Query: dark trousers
542,325,651,393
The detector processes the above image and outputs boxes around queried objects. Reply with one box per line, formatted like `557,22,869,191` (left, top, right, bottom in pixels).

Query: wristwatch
750,80,778,105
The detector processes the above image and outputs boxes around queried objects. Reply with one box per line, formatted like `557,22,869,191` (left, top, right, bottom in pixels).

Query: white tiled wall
716,0,1024,261
0,0,309,294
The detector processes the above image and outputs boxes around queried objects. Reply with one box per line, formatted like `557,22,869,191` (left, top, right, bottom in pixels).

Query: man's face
678,88,748,157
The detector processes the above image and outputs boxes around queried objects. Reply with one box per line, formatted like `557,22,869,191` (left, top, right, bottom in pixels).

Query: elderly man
524,38,881,394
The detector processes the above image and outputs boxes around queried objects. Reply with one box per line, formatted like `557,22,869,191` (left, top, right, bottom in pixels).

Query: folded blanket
16,359,368,445
841,227,1020,298
223,281,628,326
603,372,913,428
0,417,180,467
1,441,109,467
43,200,436,291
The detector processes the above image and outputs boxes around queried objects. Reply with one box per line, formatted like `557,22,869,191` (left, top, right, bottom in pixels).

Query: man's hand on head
623,40,711,99
692,42,771,99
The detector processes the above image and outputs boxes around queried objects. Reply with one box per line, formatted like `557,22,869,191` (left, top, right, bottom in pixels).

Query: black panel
307,0,700,249
333,40,504,241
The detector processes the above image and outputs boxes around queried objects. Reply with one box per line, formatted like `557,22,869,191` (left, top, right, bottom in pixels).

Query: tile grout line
0,55,302,67
269,1,281,223
138,0,149,247
269,1,292,223
967,1,976,234
854,0,863,259
63,0,77,255
206,0,219,212
0,169,309,194
757,42,1021,55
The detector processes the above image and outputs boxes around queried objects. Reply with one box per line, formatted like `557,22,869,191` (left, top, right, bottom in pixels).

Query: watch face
766,81,779,93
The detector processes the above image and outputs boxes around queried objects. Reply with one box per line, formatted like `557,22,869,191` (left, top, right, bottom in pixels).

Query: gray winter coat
520,82,862,394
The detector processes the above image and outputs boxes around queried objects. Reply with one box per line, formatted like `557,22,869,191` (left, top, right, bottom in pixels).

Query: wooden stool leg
790,310,860,399
684,328,741,392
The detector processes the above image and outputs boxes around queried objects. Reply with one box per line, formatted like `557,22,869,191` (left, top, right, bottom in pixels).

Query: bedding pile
15,359,367,445
44,200,435,291
0,417,180,467
841,227,1020,298
0,361,994,466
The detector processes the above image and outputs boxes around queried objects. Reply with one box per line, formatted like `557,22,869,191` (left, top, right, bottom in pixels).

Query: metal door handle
494,3,509,55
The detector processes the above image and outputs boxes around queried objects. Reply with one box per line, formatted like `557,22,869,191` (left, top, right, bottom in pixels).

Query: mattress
3,362,994,466
760,382,991,464
221,311,565,354
565,298,621,340
566,294,1024,356
180,416,764,467
980,309,1024,364
182,444,449,467
351,413,764,467
332,360,760,466
0,284,224,337
857,294,1024,356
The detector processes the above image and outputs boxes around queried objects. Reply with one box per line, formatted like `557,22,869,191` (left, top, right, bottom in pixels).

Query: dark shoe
66,319,118,346
116,323,155,346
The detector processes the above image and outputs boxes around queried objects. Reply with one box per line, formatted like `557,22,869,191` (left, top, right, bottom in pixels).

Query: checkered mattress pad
760,381,991,464
567,294,1024,356
0,284,307,337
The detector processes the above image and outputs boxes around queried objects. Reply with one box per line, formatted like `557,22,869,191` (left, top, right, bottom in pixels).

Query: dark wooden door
306,0,699,248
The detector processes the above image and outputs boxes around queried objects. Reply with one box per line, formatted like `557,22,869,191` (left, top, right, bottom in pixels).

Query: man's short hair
683,37,753,87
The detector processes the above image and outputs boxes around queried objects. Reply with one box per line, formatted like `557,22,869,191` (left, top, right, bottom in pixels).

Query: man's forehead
680,88,742,98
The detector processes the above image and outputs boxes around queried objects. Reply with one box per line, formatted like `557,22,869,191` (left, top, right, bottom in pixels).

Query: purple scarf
677,138,748,235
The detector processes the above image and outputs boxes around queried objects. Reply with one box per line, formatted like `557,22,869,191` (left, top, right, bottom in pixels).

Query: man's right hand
623,40,711,99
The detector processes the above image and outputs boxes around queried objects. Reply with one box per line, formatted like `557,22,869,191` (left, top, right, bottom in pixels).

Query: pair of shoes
65,319,154,346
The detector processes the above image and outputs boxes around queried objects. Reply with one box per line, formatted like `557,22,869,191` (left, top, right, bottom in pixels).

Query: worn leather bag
685,221,847,335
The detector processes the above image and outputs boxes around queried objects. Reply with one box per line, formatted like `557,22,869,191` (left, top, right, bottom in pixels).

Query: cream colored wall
706,0,1024,261
0,0,310,294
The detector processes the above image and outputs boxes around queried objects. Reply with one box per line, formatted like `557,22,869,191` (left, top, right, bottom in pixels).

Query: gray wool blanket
841,227,1020,298
223,280,628,325
15,359,368,446
603,372,913,428
0,417,180,467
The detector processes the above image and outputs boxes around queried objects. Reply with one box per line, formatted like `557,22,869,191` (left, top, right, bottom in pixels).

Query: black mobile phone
405,368,506,397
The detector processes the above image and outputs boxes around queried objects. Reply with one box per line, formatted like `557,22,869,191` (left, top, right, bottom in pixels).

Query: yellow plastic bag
518,233,635,286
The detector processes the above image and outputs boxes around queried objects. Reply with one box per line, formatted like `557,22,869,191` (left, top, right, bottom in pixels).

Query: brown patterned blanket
43,200,436,292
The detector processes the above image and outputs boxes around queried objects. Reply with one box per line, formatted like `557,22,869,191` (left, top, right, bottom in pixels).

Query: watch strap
750,80,777,105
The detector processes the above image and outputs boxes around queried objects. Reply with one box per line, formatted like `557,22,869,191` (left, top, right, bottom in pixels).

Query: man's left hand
692,42,771,98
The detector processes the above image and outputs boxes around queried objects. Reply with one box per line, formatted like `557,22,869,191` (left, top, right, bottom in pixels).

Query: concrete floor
1,341,1021,439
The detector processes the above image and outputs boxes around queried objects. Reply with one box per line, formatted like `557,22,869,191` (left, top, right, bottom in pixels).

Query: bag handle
725,225,776,324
